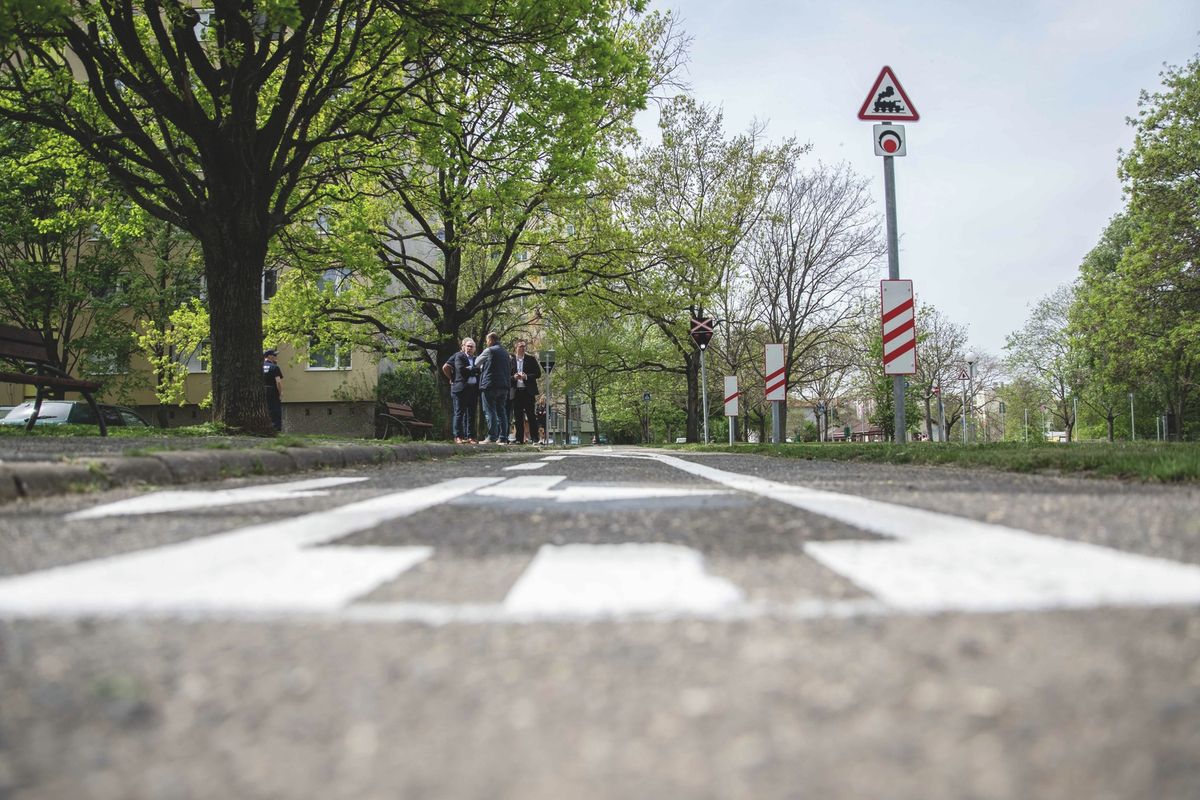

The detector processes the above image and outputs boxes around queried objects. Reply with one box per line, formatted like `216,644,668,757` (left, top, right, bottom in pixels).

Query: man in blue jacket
474,332,511,444
441,337,478,444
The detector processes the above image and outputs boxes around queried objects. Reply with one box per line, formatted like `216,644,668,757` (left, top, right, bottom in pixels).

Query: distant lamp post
541,349,556,443
964,352,977,444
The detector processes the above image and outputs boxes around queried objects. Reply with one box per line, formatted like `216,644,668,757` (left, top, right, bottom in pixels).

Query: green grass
667,441,1200,483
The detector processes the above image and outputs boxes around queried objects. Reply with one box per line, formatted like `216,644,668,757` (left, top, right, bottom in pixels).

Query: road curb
0,441,463,505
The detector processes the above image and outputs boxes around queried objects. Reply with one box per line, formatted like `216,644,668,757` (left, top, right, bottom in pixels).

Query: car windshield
3,402,72,421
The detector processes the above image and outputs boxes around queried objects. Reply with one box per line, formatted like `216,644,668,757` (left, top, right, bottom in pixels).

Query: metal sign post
860,66,919,445
765,344,785,443
724,376,739,445
690,318,715,443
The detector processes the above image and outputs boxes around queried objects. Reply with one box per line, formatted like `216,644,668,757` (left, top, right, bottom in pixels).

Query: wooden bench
378,401,434,440
0,325,108,436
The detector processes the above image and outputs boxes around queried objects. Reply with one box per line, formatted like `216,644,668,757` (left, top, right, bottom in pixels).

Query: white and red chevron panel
880,280,918,375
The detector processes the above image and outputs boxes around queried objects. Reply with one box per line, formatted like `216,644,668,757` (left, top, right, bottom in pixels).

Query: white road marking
541,456,567,461
503,462,548,471
503,543,743,618
477,475,730,503
0,478,499,617
630,452,1200,613
66,477,369,520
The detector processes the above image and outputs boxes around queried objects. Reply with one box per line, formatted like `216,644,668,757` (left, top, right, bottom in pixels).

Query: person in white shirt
509,339,542,444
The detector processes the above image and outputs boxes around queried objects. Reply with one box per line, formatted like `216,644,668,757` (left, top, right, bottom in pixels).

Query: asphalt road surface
1,447,1198,799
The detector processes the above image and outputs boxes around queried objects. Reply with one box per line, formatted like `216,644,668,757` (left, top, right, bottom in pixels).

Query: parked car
0,400,152,428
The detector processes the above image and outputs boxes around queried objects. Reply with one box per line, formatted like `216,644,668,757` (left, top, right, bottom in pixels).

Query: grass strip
667,441,1200,483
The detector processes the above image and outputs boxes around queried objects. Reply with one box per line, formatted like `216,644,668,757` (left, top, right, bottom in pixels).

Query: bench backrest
384,402,416,418
0,325,52,365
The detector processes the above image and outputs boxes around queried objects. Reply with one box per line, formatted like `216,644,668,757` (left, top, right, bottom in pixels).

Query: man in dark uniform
262,348,284,431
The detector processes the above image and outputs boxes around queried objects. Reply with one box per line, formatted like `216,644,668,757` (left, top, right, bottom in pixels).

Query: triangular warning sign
957,368,970,381
857,66,919,122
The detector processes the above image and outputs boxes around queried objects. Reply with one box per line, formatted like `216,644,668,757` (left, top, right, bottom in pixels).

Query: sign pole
700,347,709,444
884,155,905,444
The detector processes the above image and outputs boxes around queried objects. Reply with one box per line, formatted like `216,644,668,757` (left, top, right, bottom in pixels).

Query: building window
307,339,352,371
262,268,278,301
318,267,350,295
180,340,209,373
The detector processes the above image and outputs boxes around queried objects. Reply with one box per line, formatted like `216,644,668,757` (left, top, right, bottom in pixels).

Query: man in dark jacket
509,339,542,444
441,338,478,443
474,332,511,444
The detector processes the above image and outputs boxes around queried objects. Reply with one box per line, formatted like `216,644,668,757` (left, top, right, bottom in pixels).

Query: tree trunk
201,235,273,436
1106,413,1115,442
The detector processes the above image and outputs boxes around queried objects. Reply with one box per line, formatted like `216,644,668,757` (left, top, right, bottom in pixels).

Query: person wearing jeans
441,338,478,444
473,332,511,444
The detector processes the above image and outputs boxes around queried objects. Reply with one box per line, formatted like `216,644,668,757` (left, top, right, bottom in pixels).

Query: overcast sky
639,1,1200,357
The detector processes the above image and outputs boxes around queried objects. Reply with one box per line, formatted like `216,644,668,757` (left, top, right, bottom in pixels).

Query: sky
638,0,1200,357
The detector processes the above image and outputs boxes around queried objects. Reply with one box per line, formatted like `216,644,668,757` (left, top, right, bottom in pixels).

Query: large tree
611,96,794,441
742,161,883,435
265,6,676,429
1,1,613,433
0,117,138,383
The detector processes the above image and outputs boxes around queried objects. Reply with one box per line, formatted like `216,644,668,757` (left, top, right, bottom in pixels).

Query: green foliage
673,441,1200,483
132,299,211,408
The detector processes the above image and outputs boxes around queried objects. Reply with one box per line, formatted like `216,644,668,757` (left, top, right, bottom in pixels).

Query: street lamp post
541,349,555,444
965,352,976,444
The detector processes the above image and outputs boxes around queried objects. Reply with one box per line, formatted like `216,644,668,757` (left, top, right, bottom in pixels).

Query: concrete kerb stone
283,447,346,472
0,440,462,505
84,456,174,489
10,462,107,499
0,465,20,502
149,450,231,483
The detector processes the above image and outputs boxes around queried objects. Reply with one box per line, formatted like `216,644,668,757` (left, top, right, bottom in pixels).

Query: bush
376,367,445,431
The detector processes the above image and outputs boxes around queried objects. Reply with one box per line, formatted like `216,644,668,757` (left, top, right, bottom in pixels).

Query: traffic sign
764,344,785,401
957,368,970,381
857,66,919,122
881,280,917,375
724,376,739,417
690,318,714,349
873,124,906,156
642,391,651,403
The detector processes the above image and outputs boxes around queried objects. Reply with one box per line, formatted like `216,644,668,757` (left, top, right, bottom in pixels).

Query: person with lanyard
441,338,479,444
509,339,542,444
261,348,284,432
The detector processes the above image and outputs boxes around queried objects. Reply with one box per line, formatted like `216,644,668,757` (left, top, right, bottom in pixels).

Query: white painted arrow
66,476,370,520
477,475,730,503
626,452,1200,614
0,477,499,616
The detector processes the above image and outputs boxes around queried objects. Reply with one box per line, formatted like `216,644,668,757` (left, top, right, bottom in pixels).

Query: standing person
509,339,542,444
261,348,283,432
535,395,548,444
441,338,478,444
474,332,511,444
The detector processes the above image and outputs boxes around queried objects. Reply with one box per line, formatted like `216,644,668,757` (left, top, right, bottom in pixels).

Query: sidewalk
0,435,458,504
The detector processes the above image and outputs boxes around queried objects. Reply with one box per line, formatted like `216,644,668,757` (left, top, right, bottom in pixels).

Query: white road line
503,462,549,471
503,543,743,617
541,456,567,461
0,478,500,617
629,452,1200,613
66,476,370,520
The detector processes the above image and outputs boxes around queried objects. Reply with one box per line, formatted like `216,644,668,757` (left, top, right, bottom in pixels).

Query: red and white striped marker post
881,280,918,375
765,344,785,443
724,376,739,444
